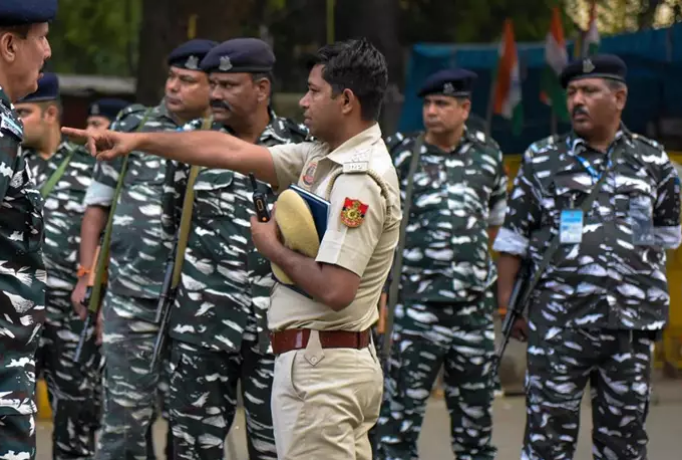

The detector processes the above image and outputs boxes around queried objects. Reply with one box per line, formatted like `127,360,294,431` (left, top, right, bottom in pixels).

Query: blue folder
273,185,331,299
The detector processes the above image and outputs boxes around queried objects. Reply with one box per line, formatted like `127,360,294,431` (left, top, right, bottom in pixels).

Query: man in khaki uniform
64,38,401,460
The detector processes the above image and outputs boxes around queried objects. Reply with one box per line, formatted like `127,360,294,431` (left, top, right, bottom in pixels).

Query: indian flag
583,0,600,56
493,19,523,135
541,7,569,122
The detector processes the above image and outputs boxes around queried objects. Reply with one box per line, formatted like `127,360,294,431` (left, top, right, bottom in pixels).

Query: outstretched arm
62,128,279,187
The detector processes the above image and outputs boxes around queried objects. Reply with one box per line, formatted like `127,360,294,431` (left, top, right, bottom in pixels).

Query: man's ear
255,77,271,104
341,88,356,116
0,31,18,64
615,85,628,111
44,103,60,124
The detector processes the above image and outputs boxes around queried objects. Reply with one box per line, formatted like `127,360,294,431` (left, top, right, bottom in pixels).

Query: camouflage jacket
83,102,186,319
25,143,96,300
170,113,307,353
387,129,507,303
0,86,47,415
494,129,682,330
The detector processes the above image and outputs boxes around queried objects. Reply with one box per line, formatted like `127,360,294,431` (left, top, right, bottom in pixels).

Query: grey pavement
36,378,682,459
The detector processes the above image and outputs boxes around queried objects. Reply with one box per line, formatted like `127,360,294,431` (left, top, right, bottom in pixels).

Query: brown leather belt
271,328,371,355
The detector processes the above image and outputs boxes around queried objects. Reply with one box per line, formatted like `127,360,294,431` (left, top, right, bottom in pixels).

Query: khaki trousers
272,330,383,459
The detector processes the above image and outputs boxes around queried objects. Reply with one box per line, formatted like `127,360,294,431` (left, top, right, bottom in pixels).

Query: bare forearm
268,243,352,311
133,131,278,187
80,205,109,267
497,253,521,311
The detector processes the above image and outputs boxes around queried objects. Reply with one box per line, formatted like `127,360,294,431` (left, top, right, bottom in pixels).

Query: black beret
0,0,57,27
200,38,275,74
418,68,478,98
18,72,59,103
167,39,218,71
88,98,129,121
560,54,627,88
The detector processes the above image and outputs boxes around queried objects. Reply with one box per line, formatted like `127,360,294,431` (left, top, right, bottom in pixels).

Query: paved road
37,379,682,459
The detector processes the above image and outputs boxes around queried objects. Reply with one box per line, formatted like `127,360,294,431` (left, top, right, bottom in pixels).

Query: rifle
149,117,211,372
492,143,624,372
73,241,107,363
73,109,152,364
493,260,530,373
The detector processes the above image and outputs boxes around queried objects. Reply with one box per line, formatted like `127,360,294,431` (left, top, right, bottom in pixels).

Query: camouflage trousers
376,291,497,460
0,414,35,460
522,326,656,460
168,339,277,460
36,287,102,460
97,293,170,460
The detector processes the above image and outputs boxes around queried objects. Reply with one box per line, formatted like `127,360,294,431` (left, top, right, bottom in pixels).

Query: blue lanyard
574,150,614,185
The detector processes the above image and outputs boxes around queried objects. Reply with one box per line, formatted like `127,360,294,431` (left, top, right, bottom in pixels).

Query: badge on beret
583,58,595,74
186,55,199,70
443,82,455,96
219,56,233,71
341,198,368,228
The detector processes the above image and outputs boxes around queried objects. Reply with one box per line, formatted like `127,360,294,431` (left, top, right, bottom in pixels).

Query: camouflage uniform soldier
74,40,213,460
168,38,308,460
16,73,101,460
377,69,505,460
494,55,681,460
0,1,54,458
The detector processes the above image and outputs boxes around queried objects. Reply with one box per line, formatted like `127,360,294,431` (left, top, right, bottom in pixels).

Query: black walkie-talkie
249,173,271,222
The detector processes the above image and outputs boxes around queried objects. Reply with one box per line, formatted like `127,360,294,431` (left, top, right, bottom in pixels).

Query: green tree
48,0,141,76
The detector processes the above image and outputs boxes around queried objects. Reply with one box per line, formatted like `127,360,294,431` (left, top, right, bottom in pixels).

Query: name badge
560,210,584,244
630,197,655,246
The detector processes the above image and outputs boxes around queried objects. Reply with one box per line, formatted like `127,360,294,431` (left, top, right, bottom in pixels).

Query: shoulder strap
88,109,152,312
40,147,76,198
383,134,423,355
518,145,625,307
170,116,213,288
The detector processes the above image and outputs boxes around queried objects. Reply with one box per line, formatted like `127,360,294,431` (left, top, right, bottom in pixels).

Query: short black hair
0,24,31,39
309,38,388,122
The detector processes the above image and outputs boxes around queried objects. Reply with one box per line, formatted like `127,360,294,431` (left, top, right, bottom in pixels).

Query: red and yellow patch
340,198,369,228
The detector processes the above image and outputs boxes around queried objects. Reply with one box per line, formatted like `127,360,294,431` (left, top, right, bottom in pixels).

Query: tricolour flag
540,7,569,122
493,19,523,135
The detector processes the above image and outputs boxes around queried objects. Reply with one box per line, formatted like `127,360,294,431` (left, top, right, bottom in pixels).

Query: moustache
572,106,588,117
210,100,231,111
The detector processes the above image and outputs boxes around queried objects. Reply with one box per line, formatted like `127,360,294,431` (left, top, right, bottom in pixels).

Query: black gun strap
383,133,424,357
519,145,623,307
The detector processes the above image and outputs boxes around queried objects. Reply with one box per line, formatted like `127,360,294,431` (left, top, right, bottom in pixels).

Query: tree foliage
47,0,141,76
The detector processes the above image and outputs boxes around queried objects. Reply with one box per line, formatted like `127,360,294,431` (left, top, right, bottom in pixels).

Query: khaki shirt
267,124,401,331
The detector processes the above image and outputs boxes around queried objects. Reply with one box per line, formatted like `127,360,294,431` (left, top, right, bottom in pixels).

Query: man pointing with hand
64,38,401,460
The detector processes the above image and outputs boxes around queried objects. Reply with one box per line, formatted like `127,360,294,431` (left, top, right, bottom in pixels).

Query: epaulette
526,133,567,158
111,104,150,133
631,133,665,152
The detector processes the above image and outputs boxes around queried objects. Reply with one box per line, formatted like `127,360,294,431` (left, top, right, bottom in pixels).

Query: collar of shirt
325,123,383,165
0,85,12,111
567,123,630,156
157,99,184,126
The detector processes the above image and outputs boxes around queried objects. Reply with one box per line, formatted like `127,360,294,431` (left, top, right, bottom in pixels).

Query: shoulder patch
0,113,23,140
